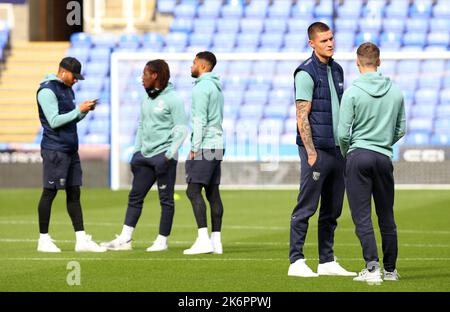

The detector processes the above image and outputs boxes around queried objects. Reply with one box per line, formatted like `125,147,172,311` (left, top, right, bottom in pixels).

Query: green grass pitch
0,188,449,292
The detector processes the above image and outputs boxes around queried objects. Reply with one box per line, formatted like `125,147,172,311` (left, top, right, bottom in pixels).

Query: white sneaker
288,259,319,277
317,261,357,276
100,235,132,251
384,269,400,281
212,241,223,254
37,235,61,253
353,268,383,285
183,237,214,255
146,236,168,252
75,234,107,252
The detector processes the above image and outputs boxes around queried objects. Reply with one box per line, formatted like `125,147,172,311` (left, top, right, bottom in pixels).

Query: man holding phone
35,57,105,253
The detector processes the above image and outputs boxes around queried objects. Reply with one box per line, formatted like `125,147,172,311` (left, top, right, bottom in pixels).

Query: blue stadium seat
402,32,427,47
251,61,276,76
67,47,90,63
174,3,197,18
429,19,450,33
284,117,297,134
314,0,333,17
405,18,429,33
435,117,450,133
335,31,355,51
362,0,386,18
264,105,288,119
417,76,441,90
288,105,296,118
411,105,436,119
382,19,405,33
395,76,418,93
269,89,292,105
409,0,432,18
70,32,92,48
118,34,141,49
291,0,315,18
431,133,450,145
83,61,109,78
228,60,251,75
276,61,299,75
335,18,359,32
355,32,380,46
236,33,260,49
264,18,287,34
268,1,292,18
197,1,222,18
259,119,284,134
157,0,176,14
215,18,240,34
93,34,118,49
283,33,308,51
189,32,213,47
239,104,264,120
170,18,193,33
440,89,450,105
404,132,430,145
193,18,216,34
379,60,397,77
379,32,402,50
359,18,382,33
385,0,409,18
244,0,269,18
212,33,236,51
432,1,450,18
427,33,449,47
260,34,283,50
244,89,269,105
142,32,164,50
223,90,244,106
436,105,450,120
165,32,189,49
223,105,239,119
286,19,311,34
240,19,264,34
415,88,439,106
221,2,244,18
271,76,292,89
337,0,362,18
89,48,111,62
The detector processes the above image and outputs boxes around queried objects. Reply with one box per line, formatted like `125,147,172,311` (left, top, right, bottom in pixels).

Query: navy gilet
37,80,79,153
293,52,344,149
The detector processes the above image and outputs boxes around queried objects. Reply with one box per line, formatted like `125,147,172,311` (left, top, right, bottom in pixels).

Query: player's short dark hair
146,59,170,89
356,42,380,67
308,22,331,40
196,51,217,70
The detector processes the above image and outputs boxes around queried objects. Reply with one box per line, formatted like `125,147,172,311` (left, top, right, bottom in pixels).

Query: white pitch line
1,220,450,235
1,239,449,249
0,257,450,262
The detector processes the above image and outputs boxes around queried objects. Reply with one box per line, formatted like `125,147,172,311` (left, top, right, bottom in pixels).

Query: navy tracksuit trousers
124,151,177,236
345,148,398,272
290,146,345,264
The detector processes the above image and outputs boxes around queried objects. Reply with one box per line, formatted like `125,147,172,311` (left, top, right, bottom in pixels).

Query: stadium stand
2,1,449,149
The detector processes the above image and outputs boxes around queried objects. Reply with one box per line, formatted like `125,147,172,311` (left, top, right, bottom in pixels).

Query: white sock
39,233,50,240
198,227,209,240
120,225,134,241
75,231,86,241
156,234,167,244
211,231,221,243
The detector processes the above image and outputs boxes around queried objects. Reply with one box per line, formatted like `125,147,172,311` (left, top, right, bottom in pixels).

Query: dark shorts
41,149,82,189
185,149,224,186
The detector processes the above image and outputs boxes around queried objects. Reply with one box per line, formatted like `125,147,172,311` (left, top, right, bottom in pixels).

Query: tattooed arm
296,100,317,166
